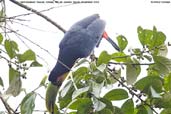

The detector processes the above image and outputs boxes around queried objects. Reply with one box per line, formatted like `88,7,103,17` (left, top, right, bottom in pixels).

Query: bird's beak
102,32,120,51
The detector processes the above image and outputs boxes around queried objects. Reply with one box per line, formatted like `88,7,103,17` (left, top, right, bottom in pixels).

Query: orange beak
102,31,120,51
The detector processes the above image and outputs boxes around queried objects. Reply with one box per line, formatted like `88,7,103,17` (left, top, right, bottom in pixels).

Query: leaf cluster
52,26,171,114
0,32,43,114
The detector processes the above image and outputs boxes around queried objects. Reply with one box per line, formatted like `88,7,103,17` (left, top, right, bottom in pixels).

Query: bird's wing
59,16,105,50
70,14,99,29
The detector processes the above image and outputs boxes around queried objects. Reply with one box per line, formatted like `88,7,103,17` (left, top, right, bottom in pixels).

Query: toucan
46,14,120,113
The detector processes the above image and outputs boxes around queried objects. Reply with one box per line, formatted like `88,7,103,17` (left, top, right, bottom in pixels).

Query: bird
46,14,120,113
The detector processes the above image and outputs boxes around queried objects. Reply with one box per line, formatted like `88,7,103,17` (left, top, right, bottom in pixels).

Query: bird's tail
46,72,69,113
45,83,60,114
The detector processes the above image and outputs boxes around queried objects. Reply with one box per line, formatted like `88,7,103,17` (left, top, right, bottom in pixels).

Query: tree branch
9,0,66,33
109,62,155,66
0,94,15,114
108,70,159,114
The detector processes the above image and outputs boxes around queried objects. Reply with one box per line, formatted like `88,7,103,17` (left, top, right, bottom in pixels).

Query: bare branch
9,0,66,33
7,3,75,20
0,94,15,114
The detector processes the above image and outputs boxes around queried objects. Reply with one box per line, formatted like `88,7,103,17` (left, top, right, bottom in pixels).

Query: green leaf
93,97,106,111
39,75,47,87
91,81,104,98
153,55,171,76
92,70,105,83
30,61,42,67
99,98,114,112
137,105,148,114
69,112,76,114
134,76,163,94
98,109,113,114
150,86,161,98
126,58,141,85
6,77,22,97
146,107,153,114
68,99,81,110
137,26,152,46
18,49,36,63
132,48,145,60
10,40,19,51
103,89,128,101
97,51,111,66
9,67,20,84
60,80,73,98
147,65,160,76
137,26,144,45
132,48,141,55
5,40,19,59
157,44,168,57
0,77,4,87
161,108,171,114
6,67,21,97
121,99,134,114
111,52,128,62
0,9,5,23
164,73,171,92
90,62,97,71
73,67,88,77
59,87,74,109
76,98,93,114
69,98,93,114
97,64,106,72
137,26,166,51
0,33,3,44
113,106,124,114
117,35,128,51
150,26,166,48
51,105,59,114
154,93,171,108
137,26,166,55
72,86,89,100
20,92,36,114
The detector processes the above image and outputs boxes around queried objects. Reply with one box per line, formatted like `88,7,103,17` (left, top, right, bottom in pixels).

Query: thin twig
7,27,57,59
35,92,45,100
0,94,15,114
14,87,45,113
7,3,75,20
4,24,50,68
2,24,71,71
9,0,66,33
108,70,159,114
9,20,57,33
0,54,29,70
109,62,155,66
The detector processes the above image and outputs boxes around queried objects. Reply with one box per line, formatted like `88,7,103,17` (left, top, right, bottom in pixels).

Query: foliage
0,5,171,114
0,6,43,113
51,26,170,114
0,30,43,112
